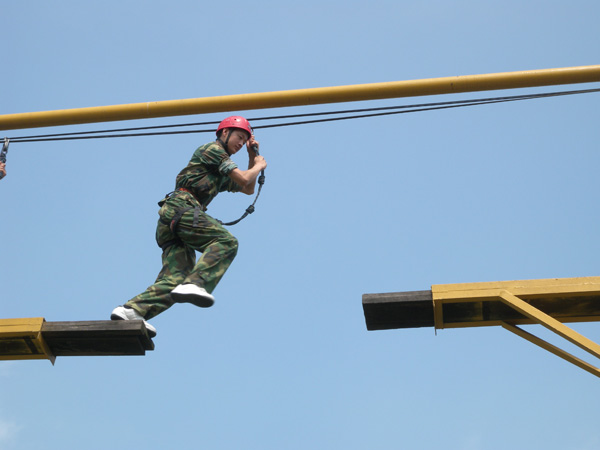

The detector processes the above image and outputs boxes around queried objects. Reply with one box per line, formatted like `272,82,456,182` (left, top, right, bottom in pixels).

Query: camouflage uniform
126,142,242,319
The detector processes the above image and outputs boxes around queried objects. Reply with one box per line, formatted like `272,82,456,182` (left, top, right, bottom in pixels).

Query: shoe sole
110,312,126,321
171,292,215,308
111,313,157,338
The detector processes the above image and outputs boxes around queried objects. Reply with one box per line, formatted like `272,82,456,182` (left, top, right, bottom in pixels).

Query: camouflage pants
126,192,238,319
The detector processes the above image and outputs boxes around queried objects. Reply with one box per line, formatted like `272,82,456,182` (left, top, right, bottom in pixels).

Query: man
111,116,267,337
0,162,6,178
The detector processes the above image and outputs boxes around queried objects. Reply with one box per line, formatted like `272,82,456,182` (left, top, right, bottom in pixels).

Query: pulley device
218,145,266,226
0,138,8,180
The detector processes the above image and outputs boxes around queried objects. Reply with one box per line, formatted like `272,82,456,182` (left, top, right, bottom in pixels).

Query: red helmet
216,116,253,136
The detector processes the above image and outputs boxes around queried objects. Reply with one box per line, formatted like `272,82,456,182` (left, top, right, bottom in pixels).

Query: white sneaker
170,284,215,308
111,305,157,338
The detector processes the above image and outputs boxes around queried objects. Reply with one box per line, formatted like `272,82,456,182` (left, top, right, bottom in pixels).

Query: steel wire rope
3,87,598,225
4,95,540,140
6,87,600,143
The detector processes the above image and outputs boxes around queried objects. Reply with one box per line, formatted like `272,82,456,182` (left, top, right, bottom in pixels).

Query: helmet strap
217,129,232,154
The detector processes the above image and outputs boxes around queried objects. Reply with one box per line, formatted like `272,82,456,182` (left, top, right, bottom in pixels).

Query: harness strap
169,207,194,232
159,205,205,251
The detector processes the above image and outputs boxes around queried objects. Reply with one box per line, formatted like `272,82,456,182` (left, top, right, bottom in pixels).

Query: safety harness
157,144,266,250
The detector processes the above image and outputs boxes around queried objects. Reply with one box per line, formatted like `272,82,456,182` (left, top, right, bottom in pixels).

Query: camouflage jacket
175,141,242,208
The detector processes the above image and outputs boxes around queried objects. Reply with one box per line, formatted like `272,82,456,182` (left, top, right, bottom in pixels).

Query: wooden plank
362,291,434,330
41,321,154,357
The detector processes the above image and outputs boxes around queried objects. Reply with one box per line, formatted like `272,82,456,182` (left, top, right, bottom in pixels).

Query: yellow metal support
1,64,600,130
432,276,600,329
498,290,600,360
501,322,600,378
0,318,55,364
432,277,600,378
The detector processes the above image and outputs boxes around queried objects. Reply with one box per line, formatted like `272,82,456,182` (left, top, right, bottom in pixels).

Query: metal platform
0,319,154,364
363,279,600,331
363,276,600,378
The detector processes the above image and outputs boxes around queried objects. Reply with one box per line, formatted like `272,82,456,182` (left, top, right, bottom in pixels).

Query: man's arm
229,155,267,195
228,136,267,195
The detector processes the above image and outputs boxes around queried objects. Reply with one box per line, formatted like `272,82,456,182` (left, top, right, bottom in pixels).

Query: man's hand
247,135,260,155
230,135,267,194
246,134,267,172
253,154,267,172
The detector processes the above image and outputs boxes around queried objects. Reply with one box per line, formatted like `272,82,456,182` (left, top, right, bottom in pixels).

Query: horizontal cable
7,87,600,143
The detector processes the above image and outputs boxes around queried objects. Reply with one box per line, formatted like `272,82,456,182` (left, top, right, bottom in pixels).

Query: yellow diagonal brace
498,290,600,360
501,322,600,378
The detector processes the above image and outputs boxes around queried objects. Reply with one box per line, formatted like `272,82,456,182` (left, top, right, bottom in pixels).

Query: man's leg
171,209,239,302
125,242,196,319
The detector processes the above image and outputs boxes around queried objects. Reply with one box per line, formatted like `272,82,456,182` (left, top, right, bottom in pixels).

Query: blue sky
2,1,600,449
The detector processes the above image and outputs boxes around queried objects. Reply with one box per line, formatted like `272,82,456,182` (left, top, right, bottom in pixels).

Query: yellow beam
2,64,600,131
433,276,600,302
0,318,55,364
431,276,600,330
0,317,45,337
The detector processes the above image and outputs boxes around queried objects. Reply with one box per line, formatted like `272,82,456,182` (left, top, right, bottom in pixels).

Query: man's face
223,128,250,155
